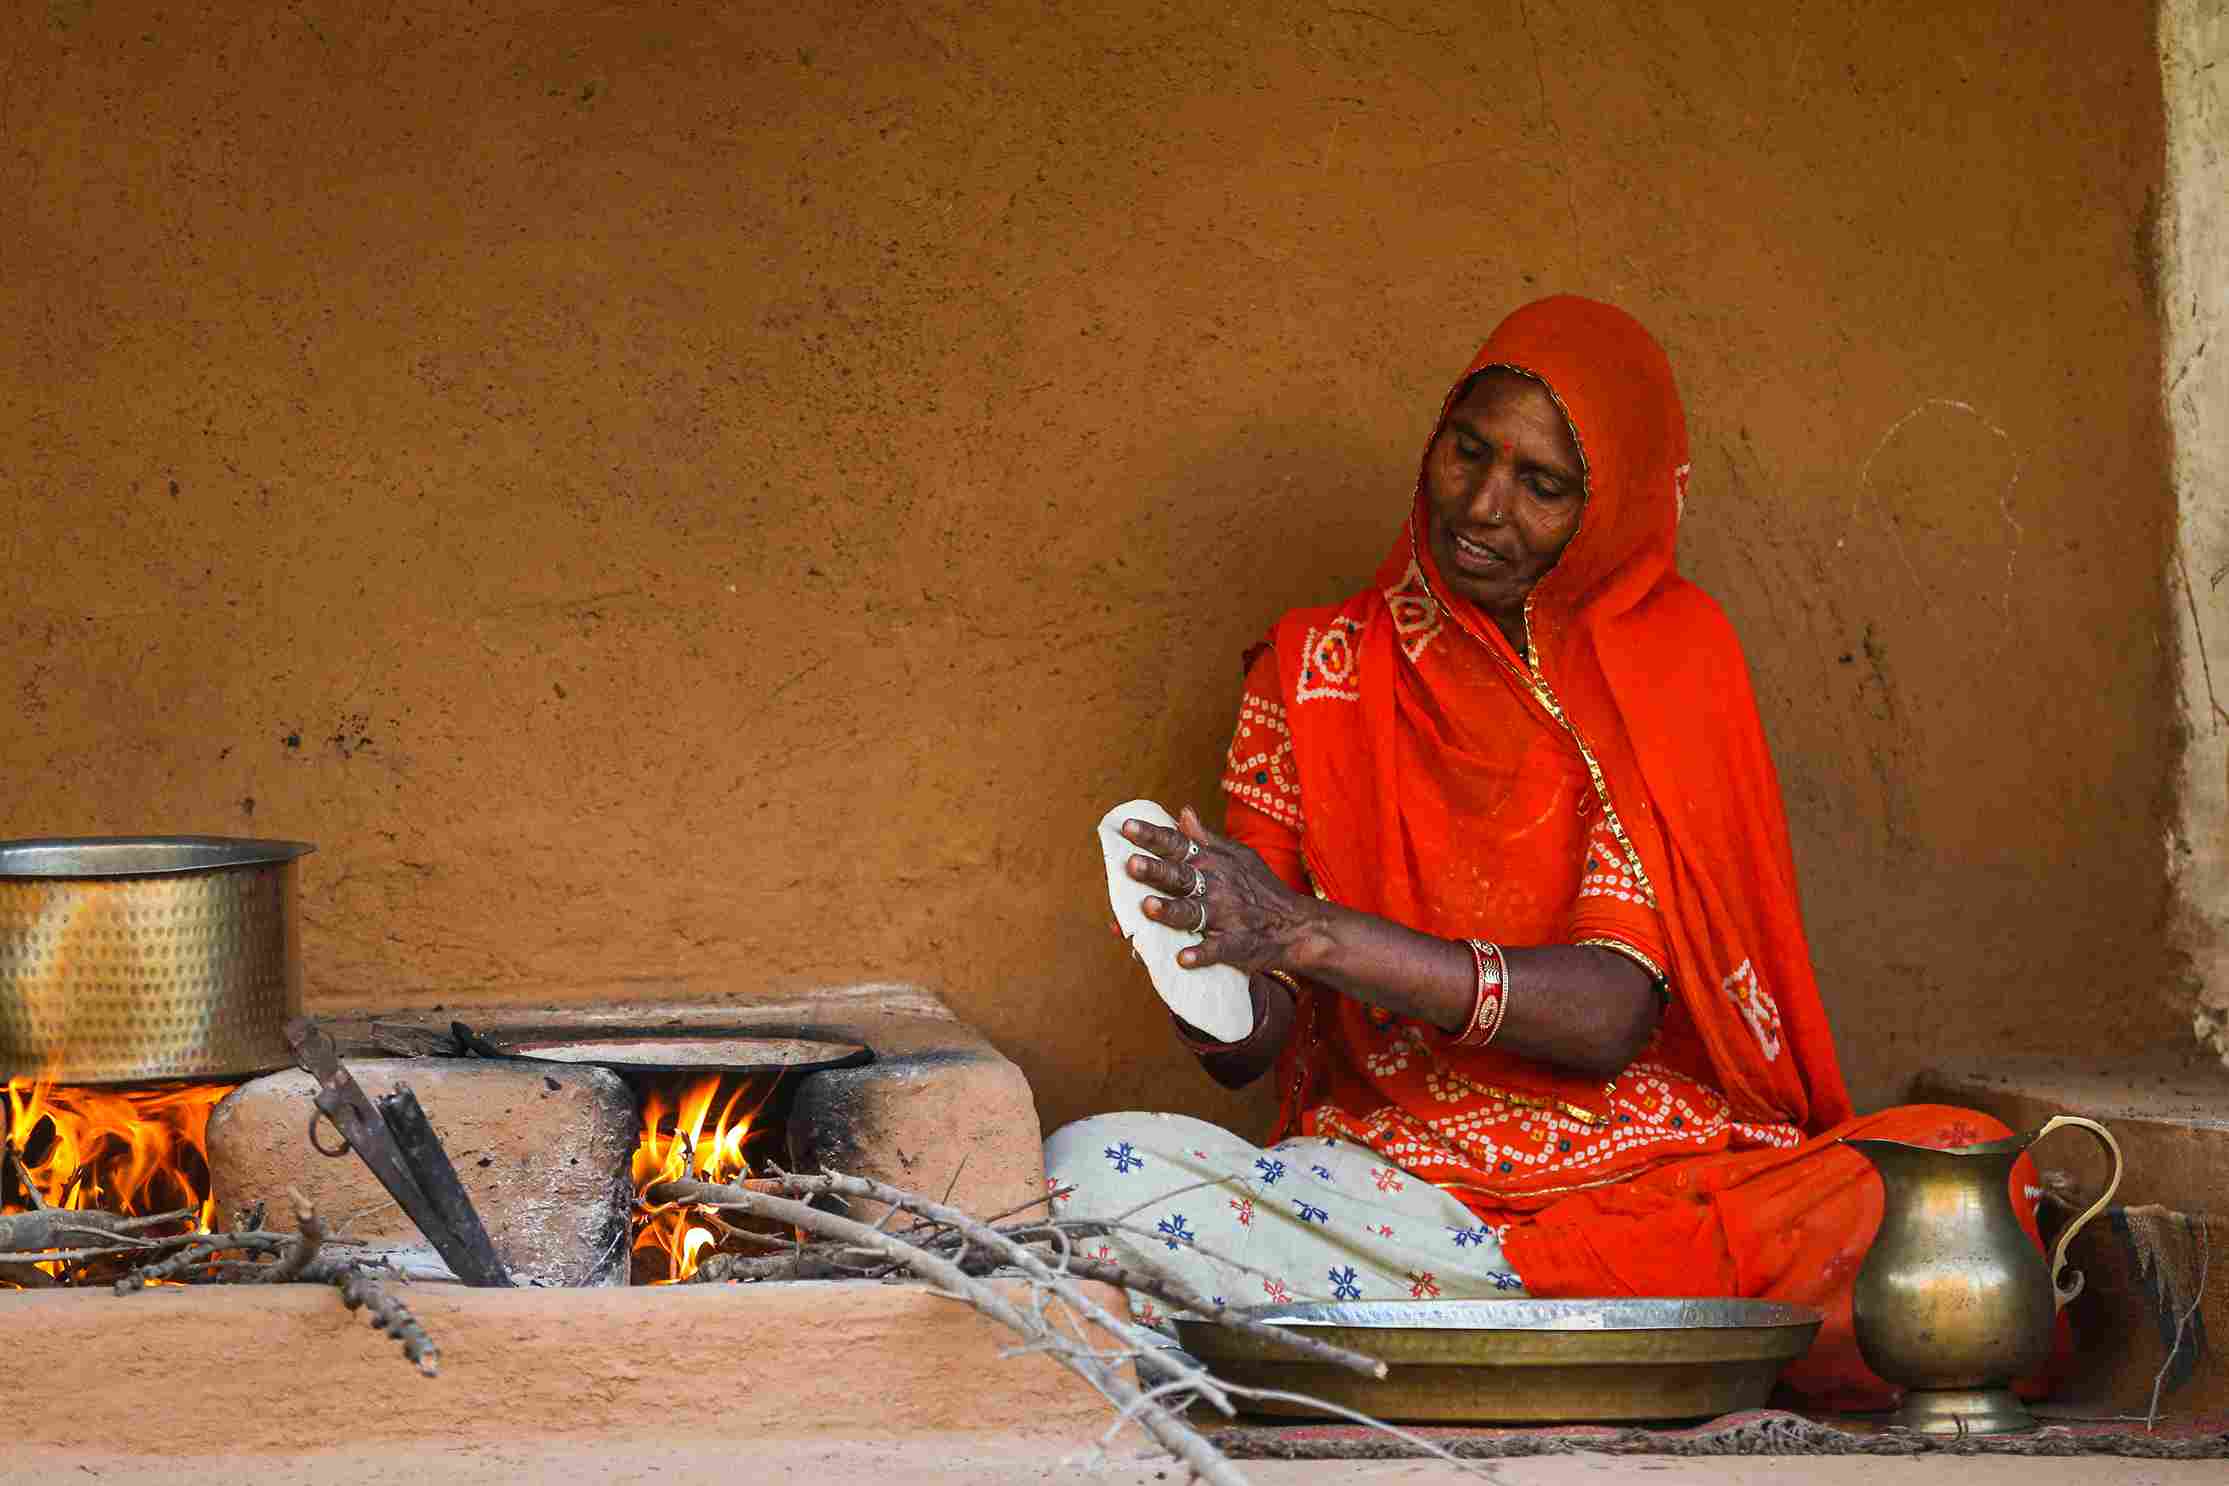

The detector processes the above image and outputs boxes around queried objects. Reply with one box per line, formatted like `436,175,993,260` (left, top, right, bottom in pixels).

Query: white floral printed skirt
1043,1111,1526,1333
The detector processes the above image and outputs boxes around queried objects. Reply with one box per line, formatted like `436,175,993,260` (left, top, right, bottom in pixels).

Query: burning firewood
0,1163,192,1286
630,1075,784,1282
2,1160,189,1289
4,1077,229,1225
0,1204,197,1257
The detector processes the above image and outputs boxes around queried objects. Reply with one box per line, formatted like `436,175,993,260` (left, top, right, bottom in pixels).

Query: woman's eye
1452,435,1484,460
1528,477,1566,500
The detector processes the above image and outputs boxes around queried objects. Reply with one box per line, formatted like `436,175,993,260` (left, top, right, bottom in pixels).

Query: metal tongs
286,1017,513,1287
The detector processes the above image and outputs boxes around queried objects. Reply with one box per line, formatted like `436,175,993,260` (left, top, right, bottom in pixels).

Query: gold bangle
1574,936,1668,986
1262,968,1301,995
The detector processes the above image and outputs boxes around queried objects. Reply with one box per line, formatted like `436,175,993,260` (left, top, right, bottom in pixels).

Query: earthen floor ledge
9,1438,2226,1484
1908,1053,2229,1211
4,1277,1121,1454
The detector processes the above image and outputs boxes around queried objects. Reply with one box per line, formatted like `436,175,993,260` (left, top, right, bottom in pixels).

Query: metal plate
497,1036,873,1077
1174,1298,1823,1424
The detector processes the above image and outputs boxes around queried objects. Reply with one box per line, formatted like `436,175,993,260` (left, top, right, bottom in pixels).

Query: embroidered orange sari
1218,296,2049,1409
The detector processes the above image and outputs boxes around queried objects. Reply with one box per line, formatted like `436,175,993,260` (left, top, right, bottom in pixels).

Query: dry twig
760,1172,1383,1380
264,1189,326,1285
649,1175,1249,1486
685,1245,885,1284
336,1264,440,1377
113,1231,291,1291
3,1139,50,1210
0,1206,194,1253
662,1170,1515,1481
102,1187,439,1379
902,1182,1070,1238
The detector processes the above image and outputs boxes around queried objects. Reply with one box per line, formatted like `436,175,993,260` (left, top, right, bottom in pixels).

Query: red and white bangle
1454,939,1509,1048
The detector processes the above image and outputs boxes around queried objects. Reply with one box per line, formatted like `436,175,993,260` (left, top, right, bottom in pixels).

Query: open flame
2,1076,233,1283
629,1073,780,1284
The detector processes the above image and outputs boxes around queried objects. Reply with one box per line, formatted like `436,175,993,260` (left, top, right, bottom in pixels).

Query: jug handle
2033,1115,2124,1311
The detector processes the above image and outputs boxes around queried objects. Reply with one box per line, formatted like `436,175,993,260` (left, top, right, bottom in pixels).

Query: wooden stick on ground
712,1172,1386,1383
646,1176,1249,1486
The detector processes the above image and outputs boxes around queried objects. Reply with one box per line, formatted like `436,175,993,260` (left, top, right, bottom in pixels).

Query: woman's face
1422,369,1586,636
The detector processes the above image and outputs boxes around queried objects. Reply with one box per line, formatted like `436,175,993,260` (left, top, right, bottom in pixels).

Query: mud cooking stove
4,986,1093,1462
1,838,1078,1460
323,992,1044,1285
0,838,1044,1299
6,992,1047,1293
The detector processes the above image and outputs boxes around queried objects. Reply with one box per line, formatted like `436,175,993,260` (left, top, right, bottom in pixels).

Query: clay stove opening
626,1069,794,1285
2,1078,232,1277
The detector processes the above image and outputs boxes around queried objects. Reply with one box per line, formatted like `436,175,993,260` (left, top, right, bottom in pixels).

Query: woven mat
1209,1407,2229,1459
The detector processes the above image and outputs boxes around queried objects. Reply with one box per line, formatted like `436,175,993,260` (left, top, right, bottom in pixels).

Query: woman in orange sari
1054,295,2045,1410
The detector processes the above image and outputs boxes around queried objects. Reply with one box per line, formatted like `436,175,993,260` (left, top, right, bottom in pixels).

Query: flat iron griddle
449,1022,872,1077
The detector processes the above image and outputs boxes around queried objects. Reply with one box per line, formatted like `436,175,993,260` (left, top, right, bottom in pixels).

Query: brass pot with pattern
1844,1115,2123,1435
0,837,314,1085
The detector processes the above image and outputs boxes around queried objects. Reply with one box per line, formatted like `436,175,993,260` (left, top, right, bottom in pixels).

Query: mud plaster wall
2163,0,2229,1066
2,1,2180,1134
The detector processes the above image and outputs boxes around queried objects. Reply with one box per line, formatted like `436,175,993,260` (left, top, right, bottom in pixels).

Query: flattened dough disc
1099,799,1253,1042
498,1036,872,1077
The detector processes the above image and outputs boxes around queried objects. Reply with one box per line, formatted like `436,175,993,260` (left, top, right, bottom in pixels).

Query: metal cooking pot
0,836,315,1084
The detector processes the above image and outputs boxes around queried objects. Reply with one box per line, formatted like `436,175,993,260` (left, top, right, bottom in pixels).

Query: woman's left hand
1122,807,1325,973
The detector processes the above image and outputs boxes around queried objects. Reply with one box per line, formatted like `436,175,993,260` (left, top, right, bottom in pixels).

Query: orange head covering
1284,295,1853,1132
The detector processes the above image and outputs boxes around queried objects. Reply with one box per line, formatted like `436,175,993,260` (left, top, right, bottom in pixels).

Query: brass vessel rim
0,836,316,879
1841,1132,2033,1159
1206,1298,1824,1331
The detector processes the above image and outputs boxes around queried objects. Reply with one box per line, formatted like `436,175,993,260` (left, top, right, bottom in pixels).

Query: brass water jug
1844,1116,2122,1434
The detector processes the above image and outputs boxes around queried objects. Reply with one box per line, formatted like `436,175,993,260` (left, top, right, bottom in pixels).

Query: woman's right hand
1121,806,1327,975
